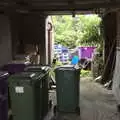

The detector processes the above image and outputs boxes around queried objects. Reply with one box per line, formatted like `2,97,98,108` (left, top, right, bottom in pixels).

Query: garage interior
0,0,120,120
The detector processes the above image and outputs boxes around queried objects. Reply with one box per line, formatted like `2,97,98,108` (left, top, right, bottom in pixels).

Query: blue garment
71,55,79,65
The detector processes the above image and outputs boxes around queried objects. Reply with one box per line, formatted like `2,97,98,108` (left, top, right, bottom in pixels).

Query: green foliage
49,60,63,81
80,70,92,77
52,15,102,48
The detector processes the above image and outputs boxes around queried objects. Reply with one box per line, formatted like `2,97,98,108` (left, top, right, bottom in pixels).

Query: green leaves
52,15,102,48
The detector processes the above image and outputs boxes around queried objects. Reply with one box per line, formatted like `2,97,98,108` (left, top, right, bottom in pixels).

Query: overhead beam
0,1,120,14
29,2,120,11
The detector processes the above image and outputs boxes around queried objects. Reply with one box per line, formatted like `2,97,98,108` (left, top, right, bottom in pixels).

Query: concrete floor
45,77,120,120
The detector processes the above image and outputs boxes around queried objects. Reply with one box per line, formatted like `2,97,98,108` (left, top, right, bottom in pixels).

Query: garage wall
10,13,47,64
0,15,12,66
102,12,117,83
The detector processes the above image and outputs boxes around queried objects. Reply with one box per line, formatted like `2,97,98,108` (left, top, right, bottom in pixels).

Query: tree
52,15,102,48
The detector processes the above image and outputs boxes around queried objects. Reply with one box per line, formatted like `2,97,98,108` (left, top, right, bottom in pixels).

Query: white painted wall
112,12,120,105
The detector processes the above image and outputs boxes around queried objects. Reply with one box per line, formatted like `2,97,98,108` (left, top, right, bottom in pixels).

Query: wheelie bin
0,71,9,120
0,61,30,119
8,71,49,120
54,65,80,115
25,65,56,86
24,65,52,116
0,61,30,74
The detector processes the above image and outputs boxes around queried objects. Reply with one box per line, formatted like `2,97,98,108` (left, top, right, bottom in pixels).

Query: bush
80,70,92,77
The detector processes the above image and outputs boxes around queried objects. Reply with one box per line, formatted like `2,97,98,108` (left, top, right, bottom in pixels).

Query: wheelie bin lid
8,72,46,84
24,65,50,73
0,71,9,80
9,61,31,64
55,65,80,71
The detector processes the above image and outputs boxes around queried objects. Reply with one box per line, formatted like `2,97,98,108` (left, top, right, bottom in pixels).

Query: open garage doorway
47,13,119,120
51,14,103,80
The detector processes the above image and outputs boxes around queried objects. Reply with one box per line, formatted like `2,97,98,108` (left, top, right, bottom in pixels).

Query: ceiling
0,0,119,14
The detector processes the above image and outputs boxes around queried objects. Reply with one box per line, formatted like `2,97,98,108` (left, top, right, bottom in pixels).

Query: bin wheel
49,100,52,109
76,107,80,115
53,105,57,116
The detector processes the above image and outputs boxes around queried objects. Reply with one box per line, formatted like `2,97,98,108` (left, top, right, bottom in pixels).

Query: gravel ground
44,77,120,120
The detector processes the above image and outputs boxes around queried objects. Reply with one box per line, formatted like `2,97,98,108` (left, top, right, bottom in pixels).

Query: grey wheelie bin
25,65,56,86
0,71,9,120
24,65,52,116
8,71,49,120
54,65,80,115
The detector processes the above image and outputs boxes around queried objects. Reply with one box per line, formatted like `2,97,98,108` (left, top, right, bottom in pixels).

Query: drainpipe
47,22,52,65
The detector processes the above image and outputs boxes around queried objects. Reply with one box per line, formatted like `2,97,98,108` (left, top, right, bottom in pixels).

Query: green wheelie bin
24,65,56,87
8,71,48,120
54,65,80,115
24,65,52,115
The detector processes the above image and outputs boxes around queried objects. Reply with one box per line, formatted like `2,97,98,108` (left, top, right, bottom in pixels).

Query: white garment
112,51,120,104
